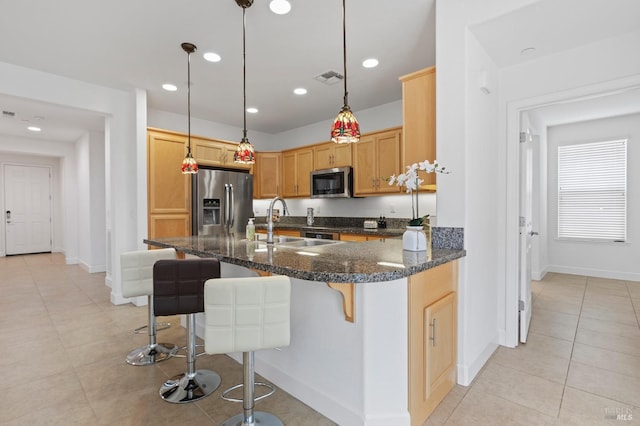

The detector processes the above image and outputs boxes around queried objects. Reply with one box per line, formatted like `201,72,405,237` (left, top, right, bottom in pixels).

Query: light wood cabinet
339,233,387,242
282,147,313,197
400,66,436,191
192,137,253,171
147,129,192,239
353,127,402,196
313,142,353,170
408,260,458,426
254,152,281,199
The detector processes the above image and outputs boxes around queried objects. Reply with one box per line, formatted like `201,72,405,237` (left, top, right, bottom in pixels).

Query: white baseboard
457,339,499,386
546,264,640,281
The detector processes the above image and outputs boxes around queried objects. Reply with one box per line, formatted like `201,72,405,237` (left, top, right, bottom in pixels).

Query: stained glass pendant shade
331,0,360,144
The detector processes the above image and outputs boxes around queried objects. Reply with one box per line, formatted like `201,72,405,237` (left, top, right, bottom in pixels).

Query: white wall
435,0,539,386
546,113,640,281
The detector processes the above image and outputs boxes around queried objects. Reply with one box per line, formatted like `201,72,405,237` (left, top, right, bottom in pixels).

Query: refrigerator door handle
228,184,235,228
224,184,230,227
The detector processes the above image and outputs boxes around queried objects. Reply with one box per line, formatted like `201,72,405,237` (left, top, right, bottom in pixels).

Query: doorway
505,78,640,347
3,164,53,255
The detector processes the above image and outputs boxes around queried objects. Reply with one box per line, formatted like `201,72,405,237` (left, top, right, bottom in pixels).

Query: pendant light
331,0,360,144
233,0,256,164
181,42,198,174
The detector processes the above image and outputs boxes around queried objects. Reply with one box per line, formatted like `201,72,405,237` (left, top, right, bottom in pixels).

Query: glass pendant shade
331,105,360,144
181,152,198,174
234,137,255,164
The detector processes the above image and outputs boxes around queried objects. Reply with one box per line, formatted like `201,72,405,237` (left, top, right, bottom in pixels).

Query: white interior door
519,133,534,343
4,164,52,255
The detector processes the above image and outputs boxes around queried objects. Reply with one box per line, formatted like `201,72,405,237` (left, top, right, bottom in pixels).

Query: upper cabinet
313,142,353,170
353,127,403,196
400,66,436,191
192,137,253,171
282,147,313,198
254,152,281,199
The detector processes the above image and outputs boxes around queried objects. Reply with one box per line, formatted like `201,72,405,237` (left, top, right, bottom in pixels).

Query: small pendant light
181,42,198,174
233,0,256,164
331,0,360,144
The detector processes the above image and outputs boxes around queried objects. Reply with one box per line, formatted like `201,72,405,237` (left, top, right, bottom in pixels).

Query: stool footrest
221,382,275,403
133,322,171,334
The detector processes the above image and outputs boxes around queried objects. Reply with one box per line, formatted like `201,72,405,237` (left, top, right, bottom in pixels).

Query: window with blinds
557,139,627,242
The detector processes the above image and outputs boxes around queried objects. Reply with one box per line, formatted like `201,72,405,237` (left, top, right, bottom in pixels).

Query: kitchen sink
255,234,302,243
280,239,341,248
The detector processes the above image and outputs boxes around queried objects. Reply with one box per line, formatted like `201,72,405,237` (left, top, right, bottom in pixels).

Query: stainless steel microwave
311,167,353,198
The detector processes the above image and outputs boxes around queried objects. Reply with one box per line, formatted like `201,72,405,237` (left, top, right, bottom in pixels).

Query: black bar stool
153,258,222,403
204,275,291,426
120,248,178,366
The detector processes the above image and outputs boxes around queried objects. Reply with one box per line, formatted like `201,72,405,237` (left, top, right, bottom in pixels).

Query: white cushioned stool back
204,276,291,354
121,248,176,298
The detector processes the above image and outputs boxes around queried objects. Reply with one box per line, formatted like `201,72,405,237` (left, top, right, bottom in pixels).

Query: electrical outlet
389,205,396,213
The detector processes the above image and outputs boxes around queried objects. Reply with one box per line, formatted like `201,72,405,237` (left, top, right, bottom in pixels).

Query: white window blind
557,139,627,241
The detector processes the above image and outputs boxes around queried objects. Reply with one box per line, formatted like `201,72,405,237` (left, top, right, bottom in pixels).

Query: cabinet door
401,67,436,189
332,143,353,168
353,135,377,195
148,131,190,214
296,148,313,197
376,130,402,194
339,233,368,242
224,144,253,170
424,292,456,401
255,152,281,199
314,143,334,170
282,151,298,197
193,138,225,166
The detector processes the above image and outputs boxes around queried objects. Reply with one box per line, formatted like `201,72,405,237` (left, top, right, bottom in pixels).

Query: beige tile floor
426,272,640,425
2,253,639,425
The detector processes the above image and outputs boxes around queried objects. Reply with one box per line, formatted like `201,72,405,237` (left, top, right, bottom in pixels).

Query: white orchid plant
388,160,448,226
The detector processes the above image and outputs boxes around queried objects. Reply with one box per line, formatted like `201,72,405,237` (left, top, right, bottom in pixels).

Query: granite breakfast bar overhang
144,232,465,426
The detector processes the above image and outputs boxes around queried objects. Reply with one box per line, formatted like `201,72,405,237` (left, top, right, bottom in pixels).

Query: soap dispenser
246,218,255,241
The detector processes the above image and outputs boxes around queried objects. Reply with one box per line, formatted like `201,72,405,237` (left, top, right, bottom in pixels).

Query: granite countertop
143,233,466,284
255,223,406,237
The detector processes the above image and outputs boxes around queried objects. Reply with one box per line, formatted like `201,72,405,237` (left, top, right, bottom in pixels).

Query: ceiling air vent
314,70,344,85
2,110,16,118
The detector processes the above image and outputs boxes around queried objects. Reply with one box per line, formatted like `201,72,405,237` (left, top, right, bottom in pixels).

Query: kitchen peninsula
145,231,465,426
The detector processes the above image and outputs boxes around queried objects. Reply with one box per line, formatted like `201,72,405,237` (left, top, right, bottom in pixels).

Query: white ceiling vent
314,70,344,85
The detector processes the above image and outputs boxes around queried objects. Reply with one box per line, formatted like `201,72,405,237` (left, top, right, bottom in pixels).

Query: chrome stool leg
221,352,282,426
159,313,221,403
126,297,176,366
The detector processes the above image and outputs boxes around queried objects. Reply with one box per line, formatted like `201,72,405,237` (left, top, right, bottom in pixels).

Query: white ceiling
1,0,639,144
0,0,435,142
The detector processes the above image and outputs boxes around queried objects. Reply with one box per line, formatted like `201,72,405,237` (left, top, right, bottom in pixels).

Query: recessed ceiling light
294,88,307,95
269,0,291,15
520,47,536,56
246,107,258,114
162,83,177,91
27,126,41,132
362,58,379,68
203,52,221,62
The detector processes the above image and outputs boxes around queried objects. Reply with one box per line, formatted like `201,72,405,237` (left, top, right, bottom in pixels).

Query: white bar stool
204,275,291,426
120,248,178,366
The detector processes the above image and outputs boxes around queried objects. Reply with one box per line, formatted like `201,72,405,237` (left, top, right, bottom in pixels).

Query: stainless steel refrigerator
192,168,254,236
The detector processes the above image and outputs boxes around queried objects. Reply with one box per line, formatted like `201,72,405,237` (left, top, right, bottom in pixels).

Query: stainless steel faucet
267,196,289,244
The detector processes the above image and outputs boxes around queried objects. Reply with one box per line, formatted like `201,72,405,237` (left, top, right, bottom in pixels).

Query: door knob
529,231,539,236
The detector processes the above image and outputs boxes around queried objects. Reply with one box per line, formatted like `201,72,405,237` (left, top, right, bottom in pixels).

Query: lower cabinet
408,260,458,426
339,233,386,242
